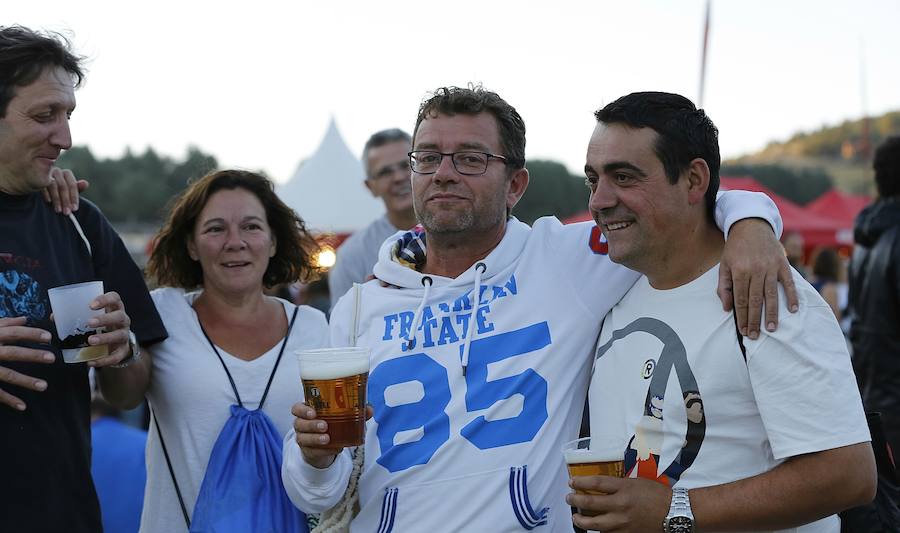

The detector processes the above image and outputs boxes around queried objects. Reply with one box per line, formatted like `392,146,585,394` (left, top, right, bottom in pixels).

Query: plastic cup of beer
47,281,109,363
563,436,626,495
296,347,370,449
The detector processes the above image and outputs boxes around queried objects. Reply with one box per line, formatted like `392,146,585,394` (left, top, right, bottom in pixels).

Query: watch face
668,516,694,533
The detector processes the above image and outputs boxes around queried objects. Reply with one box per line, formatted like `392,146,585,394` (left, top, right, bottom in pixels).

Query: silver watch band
670,487,690,510
663,487,694,532
109,330,141,369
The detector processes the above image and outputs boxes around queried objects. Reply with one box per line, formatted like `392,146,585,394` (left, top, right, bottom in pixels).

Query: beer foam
296,347,369,379
563,448,621,465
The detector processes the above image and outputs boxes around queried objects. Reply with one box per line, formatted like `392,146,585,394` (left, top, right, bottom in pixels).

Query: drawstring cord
404,276,433,351
460,262,487,376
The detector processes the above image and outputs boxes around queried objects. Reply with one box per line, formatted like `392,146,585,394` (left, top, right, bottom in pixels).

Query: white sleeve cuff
281,429,353,513
715,189,783,239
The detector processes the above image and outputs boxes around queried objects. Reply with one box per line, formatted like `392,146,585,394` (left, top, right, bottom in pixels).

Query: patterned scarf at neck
390,226,427,271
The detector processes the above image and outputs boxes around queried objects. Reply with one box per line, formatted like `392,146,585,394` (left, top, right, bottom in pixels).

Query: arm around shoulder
96,288,168,410
714,189,782,238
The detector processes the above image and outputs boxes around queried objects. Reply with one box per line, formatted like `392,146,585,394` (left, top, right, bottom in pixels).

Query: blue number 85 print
369,322,551,473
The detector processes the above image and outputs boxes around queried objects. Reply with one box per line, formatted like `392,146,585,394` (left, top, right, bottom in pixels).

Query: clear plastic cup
562,436,626,494
47,281,109,363
296,347,370,448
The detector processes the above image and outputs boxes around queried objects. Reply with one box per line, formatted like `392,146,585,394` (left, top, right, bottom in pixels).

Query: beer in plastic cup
296,347,369,449
563,436,626,496
47,281,109,363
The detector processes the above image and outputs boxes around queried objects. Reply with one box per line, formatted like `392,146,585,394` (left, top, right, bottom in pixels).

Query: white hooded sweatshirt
283,191,781,533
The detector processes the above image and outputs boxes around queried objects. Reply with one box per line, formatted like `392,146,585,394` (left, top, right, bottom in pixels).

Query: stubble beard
415,196,509,239
416,203,475,235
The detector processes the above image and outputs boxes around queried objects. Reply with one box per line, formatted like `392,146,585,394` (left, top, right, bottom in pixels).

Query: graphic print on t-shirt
595,317,705,486
0,267,48,323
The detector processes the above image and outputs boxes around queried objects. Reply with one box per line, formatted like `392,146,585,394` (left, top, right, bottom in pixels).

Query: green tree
720,163,833,205
514,159,589,225
761,110,900,160
57,145,218,223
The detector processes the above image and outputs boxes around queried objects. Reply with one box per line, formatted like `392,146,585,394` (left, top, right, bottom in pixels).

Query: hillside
726,110,900,196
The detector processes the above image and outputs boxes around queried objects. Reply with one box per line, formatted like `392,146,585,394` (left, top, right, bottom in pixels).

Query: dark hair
362,128,411,179
0,26,85,118
873,136,900,199
595,92,720,217
147,169,320,289
413,85,526,171
811,247,840,282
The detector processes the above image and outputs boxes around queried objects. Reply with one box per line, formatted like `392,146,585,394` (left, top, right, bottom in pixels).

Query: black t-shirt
0,192,167,533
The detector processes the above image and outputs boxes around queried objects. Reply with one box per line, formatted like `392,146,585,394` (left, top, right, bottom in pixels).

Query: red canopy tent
719,177,855,248
805,188,871,234
720,177,853,249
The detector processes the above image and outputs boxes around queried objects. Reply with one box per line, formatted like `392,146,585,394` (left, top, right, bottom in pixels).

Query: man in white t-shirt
283,86,801,533
328,128,418,309
572,91,876,533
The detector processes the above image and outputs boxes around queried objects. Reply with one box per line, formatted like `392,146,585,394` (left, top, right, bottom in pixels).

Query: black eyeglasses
408,151,510,176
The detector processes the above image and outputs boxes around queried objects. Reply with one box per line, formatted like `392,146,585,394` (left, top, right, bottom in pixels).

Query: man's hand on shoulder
42,167,89,216
719,218,799,339
0,316,56,411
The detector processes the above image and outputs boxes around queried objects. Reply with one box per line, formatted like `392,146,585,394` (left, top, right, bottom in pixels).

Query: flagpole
859,36,872,161
699,0,711,108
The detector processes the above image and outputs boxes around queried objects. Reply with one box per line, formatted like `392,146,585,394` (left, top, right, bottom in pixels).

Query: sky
7,0,900,183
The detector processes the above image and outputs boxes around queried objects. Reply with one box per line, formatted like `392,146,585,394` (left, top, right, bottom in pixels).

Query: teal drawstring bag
154,306,308,533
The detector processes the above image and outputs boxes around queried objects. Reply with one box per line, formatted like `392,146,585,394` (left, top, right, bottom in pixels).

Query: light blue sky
8,0,899,181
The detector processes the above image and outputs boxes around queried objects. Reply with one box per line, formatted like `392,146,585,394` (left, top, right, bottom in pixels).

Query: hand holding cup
48,282,132,366
48,281,109,363
292,402,374,468
563,435,626,517
294,347,370,467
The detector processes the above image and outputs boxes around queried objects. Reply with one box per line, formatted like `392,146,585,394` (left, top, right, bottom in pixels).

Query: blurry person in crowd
0,25,166,533
782,230,808,279
328,128,417,308
265,282,298,303
100,170,329,532
836,254,851,333
849,135,900,460
298,275,330,317
575,91,874,533
810,246,843,320
90,371,147,533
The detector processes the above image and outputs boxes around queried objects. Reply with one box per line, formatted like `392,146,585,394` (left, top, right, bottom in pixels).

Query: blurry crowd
781,232,849,329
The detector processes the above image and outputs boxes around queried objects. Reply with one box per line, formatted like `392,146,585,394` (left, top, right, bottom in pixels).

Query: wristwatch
663,487,694,533
110,330,141,369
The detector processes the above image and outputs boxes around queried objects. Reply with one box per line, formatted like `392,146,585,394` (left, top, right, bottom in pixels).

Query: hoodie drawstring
460,262,487,376
404,276,433,351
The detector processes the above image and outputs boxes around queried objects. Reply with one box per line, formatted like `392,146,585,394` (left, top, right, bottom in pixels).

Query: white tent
277,118,384,233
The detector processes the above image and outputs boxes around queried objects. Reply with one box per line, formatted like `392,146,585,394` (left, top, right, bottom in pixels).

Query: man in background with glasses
283,85,792,532
328,128,418,310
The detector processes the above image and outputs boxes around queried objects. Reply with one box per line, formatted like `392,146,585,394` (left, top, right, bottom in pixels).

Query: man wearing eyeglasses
328,128,418,309
283,86,794,532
